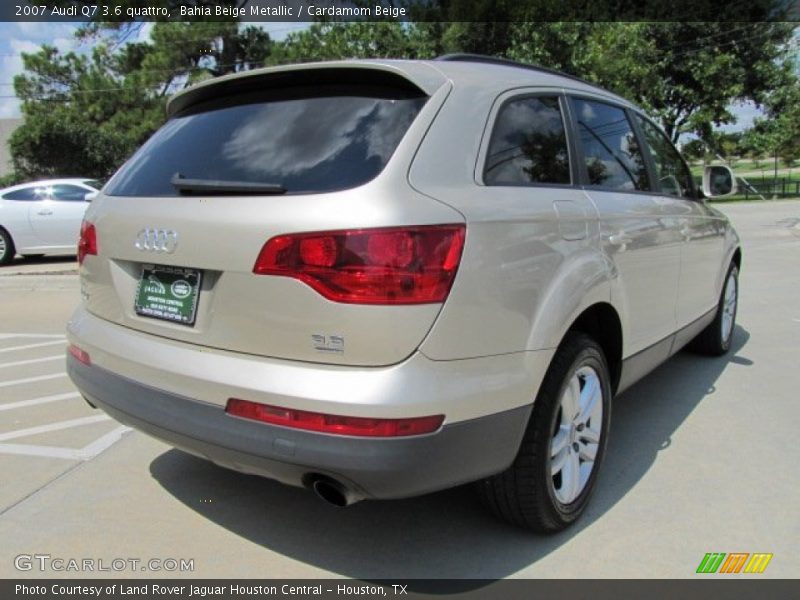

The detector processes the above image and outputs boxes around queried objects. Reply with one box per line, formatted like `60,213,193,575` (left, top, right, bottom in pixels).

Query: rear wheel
690,263,738,356
0,228,15,265
478,332,611,532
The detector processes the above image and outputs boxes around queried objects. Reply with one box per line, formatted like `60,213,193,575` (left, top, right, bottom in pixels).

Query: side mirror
702,165,738,198
84,191,98,202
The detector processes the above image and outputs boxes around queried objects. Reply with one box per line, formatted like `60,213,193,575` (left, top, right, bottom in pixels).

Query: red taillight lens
367,231,415,268
77,220,97,265
253,224,465,304
68,344,91,366
226,398,444,437
299,236,337,267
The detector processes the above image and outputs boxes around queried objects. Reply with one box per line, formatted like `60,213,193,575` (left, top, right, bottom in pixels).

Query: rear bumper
67,355,531,499
66,306,552,423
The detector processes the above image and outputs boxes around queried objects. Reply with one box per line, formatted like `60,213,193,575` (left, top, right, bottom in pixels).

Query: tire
477,332,612,533
689,263,738,356
0,228,15,265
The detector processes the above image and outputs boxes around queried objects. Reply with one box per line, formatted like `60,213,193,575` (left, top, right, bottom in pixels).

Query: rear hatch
80,63,464,367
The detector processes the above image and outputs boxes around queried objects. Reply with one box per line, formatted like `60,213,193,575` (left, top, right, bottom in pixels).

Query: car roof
167,55,639,117
0,178,97,195
429,54,634,103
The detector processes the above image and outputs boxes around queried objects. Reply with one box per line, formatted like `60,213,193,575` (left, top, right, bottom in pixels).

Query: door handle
37,209,53,215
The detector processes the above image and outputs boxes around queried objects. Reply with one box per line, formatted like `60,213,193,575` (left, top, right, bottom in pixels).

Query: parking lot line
0,414,110,442
0,331,130,463
0,392,81,412
0,372,67,388
0,340,67,354
77,426,131,459
0,426,130,461
0,443,82,460
0,355,63,369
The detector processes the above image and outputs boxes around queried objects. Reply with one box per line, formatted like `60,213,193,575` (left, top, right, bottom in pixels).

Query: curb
0,273,79,290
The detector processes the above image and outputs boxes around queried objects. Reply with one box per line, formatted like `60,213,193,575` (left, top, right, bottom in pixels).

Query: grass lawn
690,160,800,201
690,162,800,182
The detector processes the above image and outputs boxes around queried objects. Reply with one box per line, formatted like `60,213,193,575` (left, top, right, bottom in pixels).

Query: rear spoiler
166,61,447,117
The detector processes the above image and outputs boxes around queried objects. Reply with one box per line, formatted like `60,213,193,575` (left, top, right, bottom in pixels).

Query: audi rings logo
135,229,179,254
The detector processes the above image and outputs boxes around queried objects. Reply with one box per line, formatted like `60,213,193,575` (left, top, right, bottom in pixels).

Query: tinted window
571,98,649,191
635,116,694,198
51,184,91,201
2,187,45,201
484,96,570,185
105,89,427,196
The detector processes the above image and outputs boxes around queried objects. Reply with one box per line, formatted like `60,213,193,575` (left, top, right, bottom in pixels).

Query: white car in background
0,178,100,264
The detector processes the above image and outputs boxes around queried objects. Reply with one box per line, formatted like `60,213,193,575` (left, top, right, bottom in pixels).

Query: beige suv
67,55,741,532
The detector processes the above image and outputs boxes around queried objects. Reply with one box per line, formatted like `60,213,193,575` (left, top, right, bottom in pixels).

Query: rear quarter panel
409,82,617,360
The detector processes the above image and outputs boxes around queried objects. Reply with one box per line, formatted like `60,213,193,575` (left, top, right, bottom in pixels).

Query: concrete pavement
0,201,798,579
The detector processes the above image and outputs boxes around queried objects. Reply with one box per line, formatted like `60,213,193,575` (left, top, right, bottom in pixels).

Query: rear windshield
105,86,427,196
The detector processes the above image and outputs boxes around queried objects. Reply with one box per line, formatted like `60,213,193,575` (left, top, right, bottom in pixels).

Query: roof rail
434,53,599,89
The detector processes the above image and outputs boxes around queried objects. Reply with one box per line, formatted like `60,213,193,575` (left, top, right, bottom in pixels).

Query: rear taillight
77,221,97,265
226,398,444,437
253,224,465,304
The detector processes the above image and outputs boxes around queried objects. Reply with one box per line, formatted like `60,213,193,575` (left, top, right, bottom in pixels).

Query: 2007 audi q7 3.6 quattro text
67,55,741,532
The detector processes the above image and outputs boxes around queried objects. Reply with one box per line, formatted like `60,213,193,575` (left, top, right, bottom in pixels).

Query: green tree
267,22,423,64
681,138,708,164
765,79,800,168
739,127,769,168
11,15,271,179
705,132,743,167
737,78,800,176
633,22,796,143
505,21,797,143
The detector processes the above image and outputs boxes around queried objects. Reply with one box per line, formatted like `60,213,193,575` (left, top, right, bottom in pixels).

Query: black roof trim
435,53,601,89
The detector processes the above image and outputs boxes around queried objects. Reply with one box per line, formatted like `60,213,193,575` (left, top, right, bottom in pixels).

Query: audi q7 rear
67,56,741,532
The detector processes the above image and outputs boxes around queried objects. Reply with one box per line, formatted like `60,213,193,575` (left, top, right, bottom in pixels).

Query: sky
0,21,785,132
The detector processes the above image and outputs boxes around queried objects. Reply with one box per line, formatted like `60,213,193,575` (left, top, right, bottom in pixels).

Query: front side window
105,87,427,197
571,98,649,191
635,116,695,198
484,95,570,186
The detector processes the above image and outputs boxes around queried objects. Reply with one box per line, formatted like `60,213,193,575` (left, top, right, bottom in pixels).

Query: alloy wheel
721,271,737,344
550,365,603,505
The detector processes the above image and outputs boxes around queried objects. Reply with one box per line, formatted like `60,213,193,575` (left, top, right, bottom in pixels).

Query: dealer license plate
134,265,202,326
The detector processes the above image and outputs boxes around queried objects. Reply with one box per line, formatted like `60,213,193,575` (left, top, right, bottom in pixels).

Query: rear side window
484,96,570,186
571,98,649,191
635,116,695,198
2,187,41,201
105,87,427,197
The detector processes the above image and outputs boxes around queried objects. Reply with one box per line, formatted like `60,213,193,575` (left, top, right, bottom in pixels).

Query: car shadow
149,325,751,583
2,254,76,267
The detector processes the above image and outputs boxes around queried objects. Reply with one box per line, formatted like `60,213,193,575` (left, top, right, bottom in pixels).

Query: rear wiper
170,173,286,195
